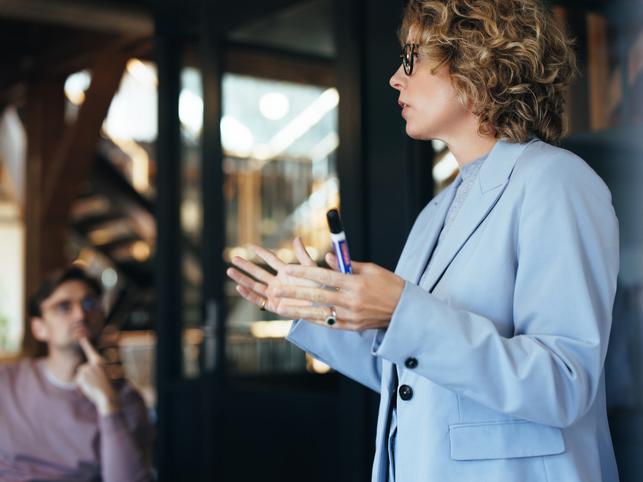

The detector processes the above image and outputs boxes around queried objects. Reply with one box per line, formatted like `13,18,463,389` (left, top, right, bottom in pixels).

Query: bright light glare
131,241,151,261
221,116,255,154
179,89,204,134
126,59,157,87
253,88,339,164
433,151,459,183
250,320,293,339
259,92,290,120
64,70,92,105
101,268,118,288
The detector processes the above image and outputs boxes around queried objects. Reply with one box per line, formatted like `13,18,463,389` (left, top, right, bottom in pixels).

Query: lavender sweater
0,359,151,482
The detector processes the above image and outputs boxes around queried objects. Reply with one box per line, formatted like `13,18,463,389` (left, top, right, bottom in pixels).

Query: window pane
222,74,338,375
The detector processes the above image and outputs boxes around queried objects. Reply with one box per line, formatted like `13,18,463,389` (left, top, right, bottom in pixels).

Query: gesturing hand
271,252,405,331
75,338,120,416
228,236,406,331
226,237,320,316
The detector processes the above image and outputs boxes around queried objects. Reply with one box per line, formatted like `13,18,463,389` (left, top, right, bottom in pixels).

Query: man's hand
75,338,120,416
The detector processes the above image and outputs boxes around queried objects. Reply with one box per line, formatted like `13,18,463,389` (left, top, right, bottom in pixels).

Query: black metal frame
154,0,437,480
154,0,184,479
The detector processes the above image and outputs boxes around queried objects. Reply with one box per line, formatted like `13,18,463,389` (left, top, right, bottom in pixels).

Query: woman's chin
405,125,431,141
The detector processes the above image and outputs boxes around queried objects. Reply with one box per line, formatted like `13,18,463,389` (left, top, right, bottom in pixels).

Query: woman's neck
447,135,497,167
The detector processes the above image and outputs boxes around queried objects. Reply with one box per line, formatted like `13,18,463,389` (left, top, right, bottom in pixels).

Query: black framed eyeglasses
400,43,419,76
44,296,100,316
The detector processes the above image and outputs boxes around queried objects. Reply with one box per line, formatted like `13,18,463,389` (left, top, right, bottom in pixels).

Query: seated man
0,266,151,482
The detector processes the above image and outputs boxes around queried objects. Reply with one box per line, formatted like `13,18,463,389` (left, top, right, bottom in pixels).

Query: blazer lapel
421,140,532,293
395,177,461,284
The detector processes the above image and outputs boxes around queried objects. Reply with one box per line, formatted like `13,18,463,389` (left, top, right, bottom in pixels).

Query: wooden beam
22,50,128,355
42,51,128,220
0,35,151,107
23,77,66,356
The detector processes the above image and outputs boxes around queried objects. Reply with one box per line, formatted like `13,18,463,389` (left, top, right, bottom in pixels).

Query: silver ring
324,306,337,326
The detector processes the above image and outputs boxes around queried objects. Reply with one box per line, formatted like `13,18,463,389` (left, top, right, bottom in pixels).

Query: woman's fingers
325,252,340,271
277,303,355,330
227,267,268,297
325,252,369,273
273,284,344,307
236,285,265,306
347,259,369,273
293,237,316,267
251,245,286,272
230,256,273,284
284,265,350,289
278,303,338,323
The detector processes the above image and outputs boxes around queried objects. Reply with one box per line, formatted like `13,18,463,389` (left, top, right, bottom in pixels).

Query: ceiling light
64,70,91,105
259,92,290,120
131,240,151,261
220,115,255,154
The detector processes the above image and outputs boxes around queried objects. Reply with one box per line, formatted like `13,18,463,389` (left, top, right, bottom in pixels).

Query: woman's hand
272,252,406,331
226,237,320,316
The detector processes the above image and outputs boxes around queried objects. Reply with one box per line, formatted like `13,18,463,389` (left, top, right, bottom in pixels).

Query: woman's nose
389,65,405,91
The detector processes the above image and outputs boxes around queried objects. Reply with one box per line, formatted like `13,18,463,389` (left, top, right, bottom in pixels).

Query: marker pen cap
326,209,352,274
327,209,343,234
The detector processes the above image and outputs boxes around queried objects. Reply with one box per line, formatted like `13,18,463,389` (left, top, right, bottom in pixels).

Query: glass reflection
222,74,339,375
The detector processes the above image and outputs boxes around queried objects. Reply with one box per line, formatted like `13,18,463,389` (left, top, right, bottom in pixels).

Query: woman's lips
398,100,408,118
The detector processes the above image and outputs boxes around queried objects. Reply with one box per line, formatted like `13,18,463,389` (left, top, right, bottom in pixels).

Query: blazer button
404,357,418,369
399,384,413,401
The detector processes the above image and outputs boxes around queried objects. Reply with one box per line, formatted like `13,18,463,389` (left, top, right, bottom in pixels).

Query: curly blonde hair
401,0,577,143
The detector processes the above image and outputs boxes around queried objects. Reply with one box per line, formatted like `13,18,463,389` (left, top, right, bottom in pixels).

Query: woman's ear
30,317,49,342
456,91,474,112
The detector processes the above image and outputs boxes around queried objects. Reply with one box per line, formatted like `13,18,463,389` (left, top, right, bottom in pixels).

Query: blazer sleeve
288,320,382,392
374,157,619,428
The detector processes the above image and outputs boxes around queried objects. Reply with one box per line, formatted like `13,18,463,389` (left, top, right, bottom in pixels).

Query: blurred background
0,0,641,481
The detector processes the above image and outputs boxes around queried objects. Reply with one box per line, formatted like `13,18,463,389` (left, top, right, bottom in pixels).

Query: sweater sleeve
99,388,152,482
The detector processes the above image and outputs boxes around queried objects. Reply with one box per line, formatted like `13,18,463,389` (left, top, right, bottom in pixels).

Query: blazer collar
396,177,460,283
418,139,532,291
478,139,533,193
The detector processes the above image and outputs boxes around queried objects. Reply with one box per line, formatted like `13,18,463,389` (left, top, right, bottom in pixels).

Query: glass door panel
222,74,338,375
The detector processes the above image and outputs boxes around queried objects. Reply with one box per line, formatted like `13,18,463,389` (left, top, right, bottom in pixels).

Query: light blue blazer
288,139,620,482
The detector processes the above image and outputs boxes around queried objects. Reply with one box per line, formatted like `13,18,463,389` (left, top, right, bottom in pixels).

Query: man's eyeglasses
400,43,419,76
44,297,100,317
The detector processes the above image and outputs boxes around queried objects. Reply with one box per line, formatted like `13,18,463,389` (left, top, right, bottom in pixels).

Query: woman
227,1,620,481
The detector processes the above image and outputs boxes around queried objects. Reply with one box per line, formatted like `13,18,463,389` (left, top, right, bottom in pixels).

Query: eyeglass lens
401,43,417,75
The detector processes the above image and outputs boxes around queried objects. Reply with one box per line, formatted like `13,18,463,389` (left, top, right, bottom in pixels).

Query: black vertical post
335,0,367,261
336,0,430,269
200,0,226,479
155,0,183,480
334,1,373,480
334,0,433,480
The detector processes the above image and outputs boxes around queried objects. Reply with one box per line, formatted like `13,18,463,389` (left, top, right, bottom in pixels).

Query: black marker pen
326,208,352,274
